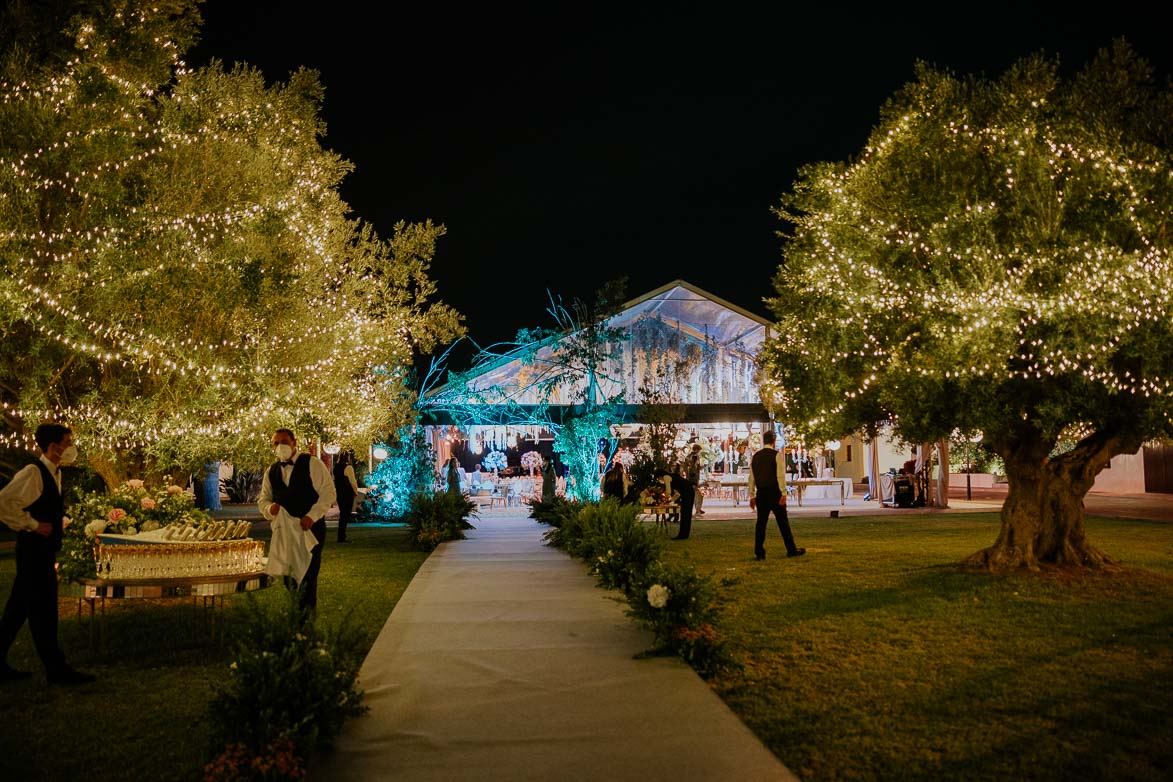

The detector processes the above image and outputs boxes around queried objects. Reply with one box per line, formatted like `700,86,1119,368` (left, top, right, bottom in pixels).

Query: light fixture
323,443,341,455
372,446,389,460
825,440,841,451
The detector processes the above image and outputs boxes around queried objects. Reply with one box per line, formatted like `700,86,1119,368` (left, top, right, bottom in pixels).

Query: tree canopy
0,0,461,483
760,41,1172,570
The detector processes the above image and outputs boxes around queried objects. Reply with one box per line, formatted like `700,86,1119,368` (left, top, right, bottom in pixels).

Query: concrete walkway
309,516,796,782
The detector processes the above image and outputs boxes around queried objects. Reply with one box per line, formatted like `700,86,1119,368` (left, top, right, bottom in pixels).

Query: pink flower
166,485,184,495
126,479,145,490
108,508,127,522
140,497,157,510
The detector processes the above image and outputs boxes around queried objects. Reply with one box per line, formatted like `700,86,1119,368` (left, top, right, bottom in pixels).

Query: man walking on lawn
747,429,805,561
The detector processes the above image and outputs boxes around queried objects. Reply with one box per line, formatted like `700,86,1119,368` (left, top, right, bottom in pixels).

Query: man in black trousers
0,423,95,685
657,468,696,540
747,430,806,561
258,429,337,612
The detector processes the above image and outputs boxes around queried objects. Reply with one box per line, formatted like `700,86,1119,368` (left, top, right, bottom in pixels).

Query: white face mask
58,444,78,465
274,444,294,462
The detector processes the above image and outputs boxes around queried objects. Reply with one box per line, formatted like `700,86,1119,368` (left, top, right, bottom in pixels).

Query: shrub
627,561,736,677
205,591,368,775
221,469,263,503
402,490,477,552
527,495,580,527
578,500,662,593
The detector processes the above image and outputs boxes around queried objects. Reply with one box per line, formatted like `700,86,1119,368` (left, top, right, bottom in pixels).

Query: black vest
25,461,65,549
333,463,356,505
268,454,320,520
751,447,781,493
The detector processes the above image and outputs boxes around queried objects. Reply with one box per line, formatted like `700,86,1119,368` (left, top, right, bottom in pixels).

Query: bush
527,495,580,528
578,500,662,593
221,469,263,503
206,591,369,777
627,561,736,677
402,490,477,552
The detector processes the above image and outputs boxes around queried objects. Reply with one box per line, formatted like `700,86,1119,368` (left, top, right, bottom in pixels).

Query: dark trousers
283,519,327,612
0,534,67,673
755,488,799,557
675,486,696,538
336,496,354,542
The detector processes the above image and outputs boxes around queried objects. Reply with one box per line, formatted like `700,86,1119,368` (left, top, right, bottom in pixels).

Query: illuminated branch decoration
0,1,462,483
759,42,1172,572
423,280,630,501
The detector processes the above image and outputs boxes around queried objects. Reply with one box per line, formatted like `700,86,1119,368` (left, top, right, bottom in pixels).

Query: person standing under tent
684,443,705,516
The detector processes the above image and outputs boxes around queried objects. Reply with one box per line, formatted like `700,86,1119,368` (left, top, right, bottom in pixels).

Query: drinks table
66,571,272,649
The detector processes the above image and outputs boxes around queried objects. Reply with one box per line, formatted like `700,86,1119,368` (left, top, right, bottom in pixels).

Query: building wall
1091,451,1147,494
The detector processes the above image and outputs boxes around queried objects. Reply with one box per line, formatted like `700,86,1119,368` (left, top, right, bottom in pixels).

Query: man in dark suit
258,429,337,612
747,430,806,561
0,423,95,684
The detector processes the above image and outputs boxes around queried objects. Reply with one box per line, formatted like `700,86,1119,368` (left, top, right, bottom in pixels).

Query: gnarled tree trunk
963,428,1134,573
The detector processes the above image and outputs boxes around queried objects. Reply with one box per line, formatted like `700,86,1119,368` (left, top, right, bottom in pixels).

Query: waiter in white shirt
257,428,336,612
0,423,95,684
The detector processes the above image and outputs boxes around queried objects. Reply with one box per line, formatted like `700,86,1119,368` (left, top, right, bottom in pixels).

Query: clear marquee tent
421,279,776,427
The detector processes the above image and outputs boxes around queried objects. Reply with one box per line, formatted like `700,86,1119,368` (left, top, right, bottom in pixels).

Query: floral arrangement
638,484,673,507
613,447,635,468
520,450,543,474
58,479,214,582
483,449,508,472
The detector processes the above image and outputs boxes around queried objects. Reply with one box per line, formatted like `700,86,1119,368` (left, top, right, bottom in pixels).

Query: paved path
309,516,796,782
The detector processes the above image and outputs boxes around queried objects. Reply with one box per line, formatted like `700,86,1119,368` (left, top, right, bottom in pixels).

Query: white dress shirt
0,455,61,532
746,446,789,497
257,452,337,522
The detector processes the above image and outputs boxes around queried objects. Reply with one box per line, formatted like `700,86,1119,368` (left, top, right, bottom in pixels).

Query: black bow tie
280,460,294,466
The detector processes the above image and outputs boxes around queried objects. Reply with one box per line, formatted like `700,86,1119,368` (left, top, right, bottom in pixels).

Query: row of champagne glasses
94,540,264,580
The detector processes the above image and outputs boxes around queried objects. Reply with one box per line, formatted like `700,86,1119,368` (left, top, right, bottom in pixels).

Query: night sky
187,1,1170,355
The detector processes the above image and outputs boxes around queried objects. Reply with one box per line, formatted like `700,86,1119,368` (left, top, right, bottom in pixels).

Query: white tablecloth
796,477,853,500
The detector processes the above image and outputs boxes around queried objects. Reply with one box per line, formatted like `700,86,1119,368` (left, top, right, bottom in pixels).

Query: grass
0,525,427,782
662,512,1173,781
3,513,1170,781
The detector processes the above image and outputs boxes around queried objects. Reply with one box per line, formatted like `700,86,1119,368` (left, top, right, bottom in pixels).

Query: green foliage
402,490,477,552
0,1,462,481
627,561,735,677
527,495,581,528
366,425,436,519
761,42,1173,460
578,499,663,593
206,590,368,775
221,470,263,504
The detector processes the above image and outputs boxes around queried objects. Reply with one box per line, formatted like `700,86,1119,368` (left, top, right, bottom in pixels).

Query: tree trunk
963,429,1128,573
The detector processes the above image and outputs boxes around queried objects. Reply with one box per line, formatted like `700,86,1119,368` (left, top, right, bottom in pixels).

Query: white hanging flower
646,584,670,609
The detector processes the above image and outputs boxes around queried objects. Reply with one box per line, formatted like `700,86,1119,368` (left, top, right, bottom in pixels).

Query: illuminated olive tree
760,42,1172,571
0,1,461,484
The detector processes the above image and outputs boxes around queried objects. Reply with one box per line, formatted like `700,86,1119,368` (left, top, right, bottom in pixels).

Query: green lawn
0,526,427,782
3,514,1170,781
663,512,1173,782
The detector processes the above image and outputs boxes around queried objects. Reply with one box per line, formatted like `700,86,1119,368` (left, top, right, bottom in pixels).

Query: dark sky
187,1,1169,353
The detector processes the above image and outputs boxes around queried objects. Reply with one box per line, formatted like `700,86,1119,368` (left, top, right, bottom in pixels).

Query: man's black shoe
47,666,96,685
0,663,33,682
787,548,807,558
671,536,689,540
754,552,766,561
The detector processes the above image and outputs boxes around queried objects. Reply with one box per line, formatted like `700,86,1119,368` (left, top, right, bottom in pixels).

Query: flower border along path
308,515,795,782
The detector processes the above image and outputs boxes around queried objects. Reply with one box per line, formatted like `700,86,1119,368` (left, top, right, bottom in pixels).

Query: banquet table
639,504,680,533
66,571,272,650
717,473,749,505
791,478,852,506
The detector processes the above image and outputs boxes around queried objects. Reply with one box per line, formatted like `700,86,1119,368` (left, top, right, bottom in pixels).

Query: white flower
646,584,670,609
84,519,107,539
229,661,238,670
62,515,72,529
